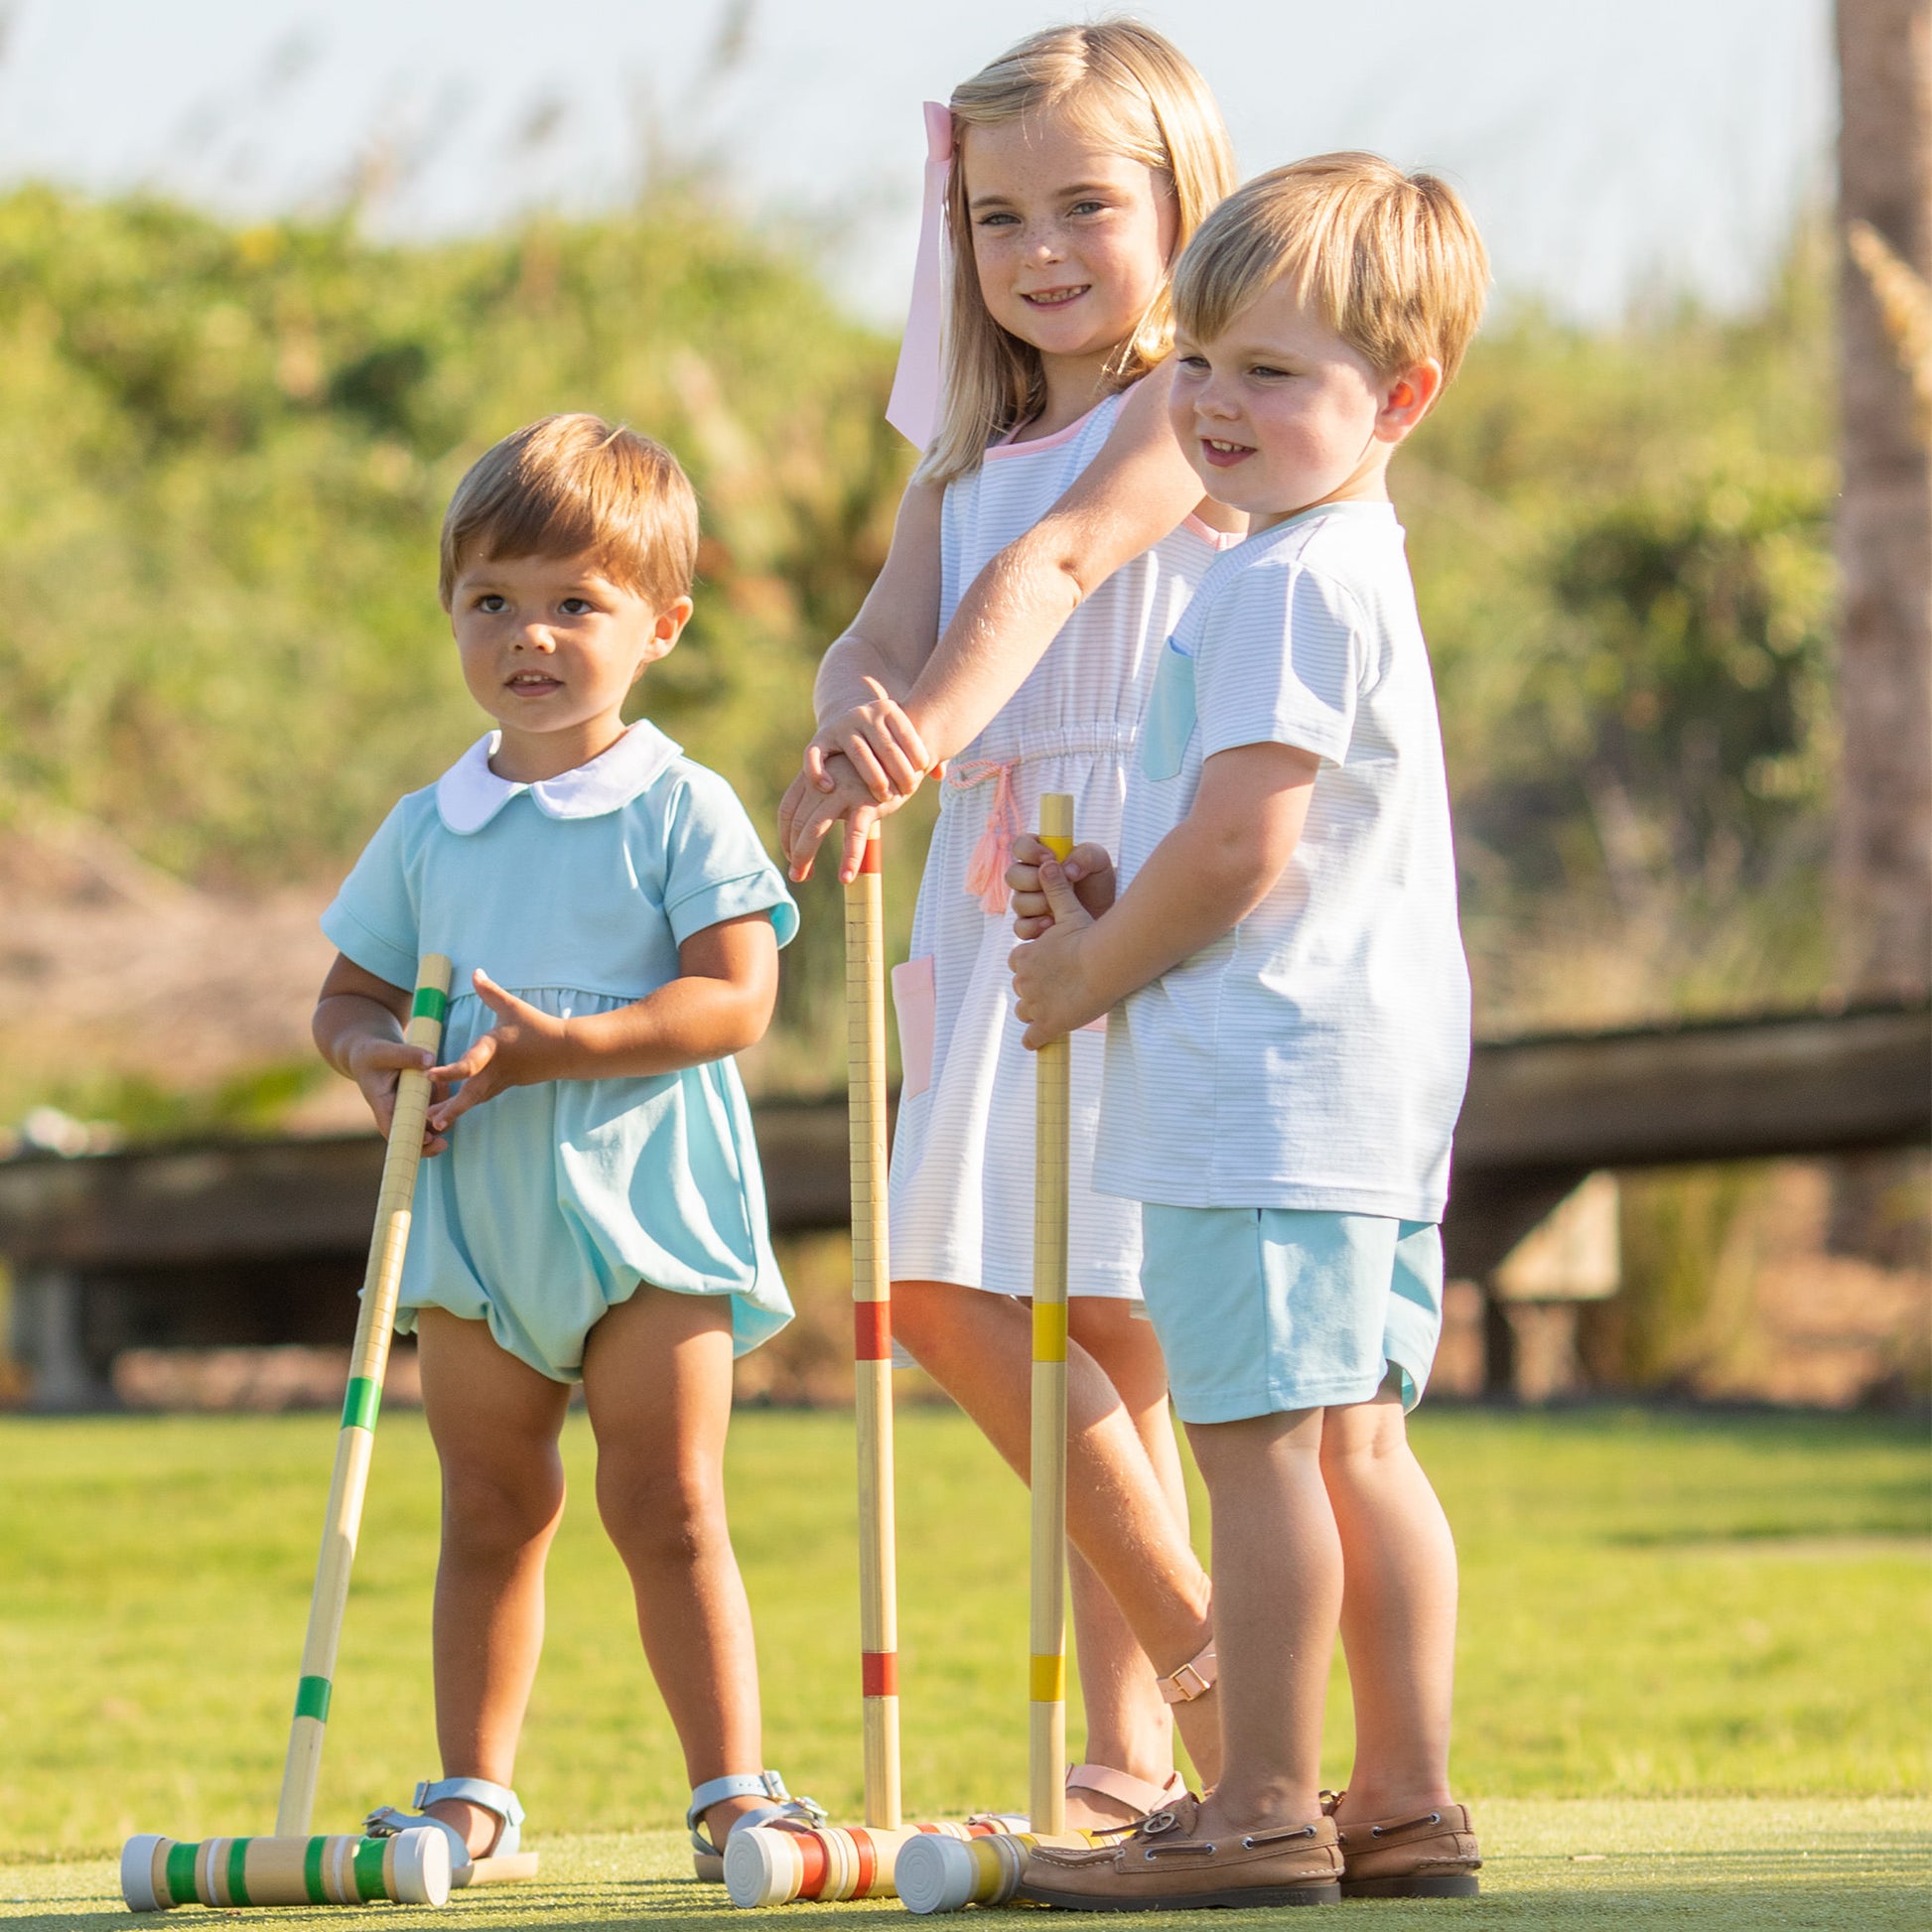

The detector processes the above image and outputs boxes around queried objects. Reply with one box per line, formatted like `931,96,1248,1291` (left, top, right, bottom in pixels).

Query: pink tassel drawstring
948,759,1021,914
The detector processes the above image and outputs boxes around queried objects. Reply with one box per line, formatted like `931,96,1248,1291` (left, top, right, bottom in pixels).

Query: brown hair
919,21,1236,484
1173,154,1489,389
439,413,698,611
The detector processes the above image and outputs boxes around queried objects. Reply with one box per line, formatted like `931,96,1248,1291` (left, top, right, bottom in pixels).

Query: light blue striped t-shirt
1094,500,1470,1222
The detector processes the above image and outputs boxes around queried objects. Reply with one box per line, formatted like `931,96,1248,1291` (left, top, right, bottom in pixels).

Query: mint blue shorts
1139,1206,1444,1425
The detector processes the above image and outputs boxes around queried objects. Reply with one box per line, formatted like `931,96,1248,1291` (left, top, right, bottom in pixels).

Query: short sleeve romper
322,720,798,1379
887,393,1241,1299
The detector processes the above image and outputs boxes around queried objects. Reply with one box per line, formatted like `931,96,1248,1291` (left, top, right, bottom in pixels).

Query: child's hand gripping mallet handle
1030,794,1074,1836
846,825,902,1831
120,957,456,1915
278,954,452,1836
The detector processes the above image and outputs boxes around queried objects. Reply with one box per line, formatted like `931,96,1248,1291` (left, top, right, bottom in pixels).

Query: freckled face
961,113,1177,369
1170,280,1392,524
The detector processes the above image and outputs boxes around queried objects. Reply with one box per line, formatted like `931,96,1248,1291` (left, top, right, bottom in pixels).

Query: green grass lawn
5,1802,1930,1932
0,1405,1926,1923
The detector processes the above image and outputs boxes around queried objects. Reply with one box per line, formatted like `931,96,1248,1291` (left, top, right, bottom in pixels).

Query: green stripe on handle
411,984,449,1024
304,1836,327,1905
166,1841,199,1906
226,1839,252,1908
295,1675,333,1723
341,1375,381,1433
353,1837,390,1902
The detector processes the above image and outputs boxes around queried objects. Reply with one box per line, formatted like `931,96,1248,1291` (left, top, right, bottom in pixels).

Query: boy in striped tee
1007,156,1488,1910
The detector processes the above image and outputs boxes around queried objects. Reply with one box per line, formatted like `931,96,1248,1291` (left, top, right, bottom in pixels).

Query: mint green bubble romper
321,720,797,1379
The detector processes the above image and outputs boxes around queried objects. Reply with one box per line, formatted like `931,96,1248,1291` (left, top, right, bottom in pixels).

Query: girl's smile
450,549,692,782
961,113,1176,409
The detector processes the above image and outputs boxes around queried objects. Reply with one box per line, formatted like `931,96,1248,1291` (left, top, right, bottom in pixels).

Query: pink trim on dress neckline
986,396,1110,459
1181,512,1245,550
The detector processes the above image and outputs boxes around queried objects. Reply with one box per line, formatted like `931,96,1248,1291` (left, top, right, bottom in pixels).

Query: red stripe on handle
863,1650,898,1697
854,1302,893,1361
858,832,883,875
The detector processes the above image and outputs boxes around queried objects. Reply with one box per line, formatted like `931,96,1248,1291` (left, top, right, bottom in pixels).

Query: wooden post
846,829,901,1830
275,955,451,1839
1029,795,1074,1835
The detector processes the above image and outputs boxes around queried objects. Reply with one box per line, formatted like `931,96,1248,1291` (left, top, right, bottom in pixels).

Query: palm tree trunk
1835,0,1932,998
1831,0,1932,1268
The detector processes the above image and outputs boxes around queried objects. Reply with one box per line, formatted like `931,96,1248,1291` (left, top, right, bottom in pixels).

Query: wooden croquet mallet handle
846,829,901,1830
276,954,452,1838
1029,795,1074,1835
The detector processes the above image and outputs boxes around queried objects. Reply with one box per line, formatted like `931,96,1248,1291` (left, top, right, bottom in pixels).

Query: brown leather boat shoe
1335,1801,1481,1898
1014,1794,1341,1910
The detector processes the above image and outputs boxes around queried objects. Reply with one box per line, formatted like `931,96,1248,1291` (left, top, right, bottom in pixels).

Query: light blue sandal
365,1776,524,1880
687,1771,826,1881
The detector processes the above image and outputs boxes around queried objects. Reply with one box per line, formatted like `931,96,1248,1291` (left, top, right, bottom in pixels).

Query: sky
0,0,1835,327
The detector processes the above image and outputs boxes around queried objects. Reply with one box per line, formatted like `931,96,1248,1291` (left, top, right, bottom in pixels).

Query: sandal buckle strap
412,1777,524,1827
1156,1642,1217,1706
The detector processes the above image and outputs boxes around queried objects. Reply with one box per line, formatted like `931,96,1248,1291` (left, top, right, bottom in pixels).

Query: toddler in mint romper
322,719,796,1377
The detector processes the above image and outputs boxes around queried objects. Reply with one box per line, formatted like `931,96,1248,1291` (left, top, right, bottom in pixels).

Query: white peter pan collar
435,720,683,834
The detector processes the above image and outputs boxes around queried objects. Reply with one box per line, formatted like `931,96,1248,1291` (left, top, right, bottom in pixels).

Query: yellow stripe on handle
276,952,451,1838
1029,794,1073,1835
845,831,901,1831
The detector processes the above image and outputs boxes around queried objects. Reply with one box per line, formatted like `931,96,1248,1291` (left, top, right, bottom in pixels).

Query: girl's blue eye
1177,354,1208,373
1251,365,1290,380
1070,200,1104,216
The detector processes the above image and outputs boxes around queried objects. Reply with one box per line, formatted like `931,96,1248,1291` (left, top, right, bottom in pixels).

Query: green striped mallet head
121,1832,450,1912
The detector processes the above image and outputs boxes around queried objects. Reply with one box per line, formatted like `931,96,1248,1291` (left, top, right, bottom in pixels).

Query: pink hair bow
886,101,953,452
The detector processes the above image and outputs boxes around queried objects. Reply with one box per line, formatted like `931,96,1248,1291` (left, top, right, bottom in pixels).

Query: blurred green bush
0,187,1837,1073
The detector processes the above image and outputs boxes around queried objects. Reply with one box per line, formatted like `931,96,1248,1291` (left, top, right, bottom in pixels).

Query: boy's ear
1377,358,1445,443
640,595,696,666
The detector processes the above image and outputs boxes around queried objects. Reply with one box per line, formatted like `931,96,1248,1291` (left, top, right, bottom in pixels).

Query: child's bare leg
580,1285,763,1851
1062,1298,1187,1824
415,1309,571,1854
894,1280,1219,1786
1183,1408,1339,1838
1319,1390,1456,1821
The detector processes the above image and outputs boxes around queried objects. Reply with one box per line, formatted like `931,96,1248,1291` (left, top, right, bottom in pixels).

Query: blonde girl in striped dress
778,23,1241,1829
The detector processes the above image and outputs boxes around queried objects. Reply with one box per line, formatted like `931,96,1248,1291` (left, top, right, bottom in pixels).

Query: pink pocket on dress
891,955,937,1099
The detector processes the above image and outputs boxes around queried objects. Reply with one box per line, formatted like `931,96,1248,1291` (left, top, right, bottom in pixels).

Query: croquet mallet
121,953,535,1911
894,792,1089,1917
728,826,1083,1908
730,825,933,1906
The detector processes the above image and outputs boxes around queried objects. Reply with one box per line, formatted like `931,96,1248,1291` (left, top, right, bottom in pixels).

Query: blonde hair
919,21,1236,484
440,413,699,611
1173,154,1489,389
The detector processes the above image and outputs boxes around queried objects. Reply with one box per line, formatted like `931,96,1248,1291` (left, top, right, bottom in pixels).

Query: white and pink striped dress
888,391,1239,1298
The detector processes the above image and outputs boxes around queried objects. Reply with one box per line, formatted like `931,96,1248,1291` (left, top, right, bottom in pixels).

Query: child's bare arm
314,953,450,1154
424,912,779,1134
1009,742,1318,1046
902,363,1234,764
788,369,1233,879
800,481,947,800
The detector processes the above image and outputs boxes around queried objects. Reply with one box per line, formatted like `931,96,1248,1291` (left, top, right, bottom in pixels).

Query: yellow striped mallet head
896,1826,1108,1915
